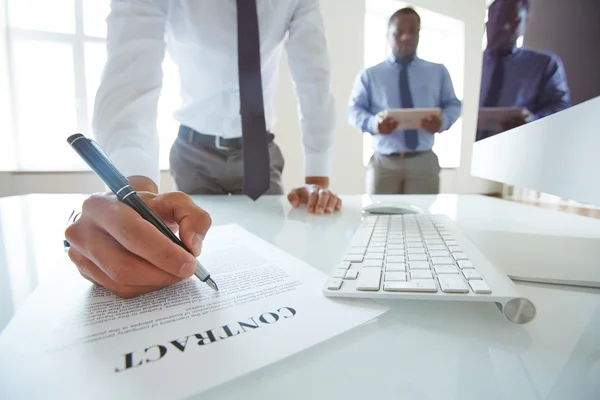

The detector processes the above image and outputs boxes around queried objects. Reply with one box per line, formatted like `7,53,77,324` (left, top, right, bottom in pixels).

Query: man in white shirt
65,0,341,299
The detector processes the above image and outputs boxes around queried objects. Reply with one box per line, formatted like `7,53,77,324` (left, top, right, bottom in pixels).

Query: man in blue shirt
477,0,570,141
348,7,461,194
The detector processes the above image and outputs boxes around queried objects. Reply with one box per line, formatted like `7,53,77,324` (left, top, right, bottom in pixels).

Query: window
364,1,465,168
1,0,179,171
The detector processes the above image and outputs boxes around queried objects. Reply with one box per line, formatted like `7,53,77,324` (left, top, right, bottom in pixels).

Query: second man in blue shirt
348,7,461,194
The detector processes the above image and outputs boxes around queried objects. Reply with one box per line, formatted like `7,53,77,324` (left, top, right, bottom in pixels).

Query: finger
335,197,343,211
315,189,330,215
146,192,212,257
307,189,319,214
75,228,185,287
80,195,199,278
68,248,164,298
68,248,102,287
325,194,338,214
287,190,300,208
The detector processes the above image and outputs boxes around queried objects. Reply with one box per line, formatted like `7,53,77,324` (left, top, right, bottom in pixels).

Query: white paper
0,224,388,399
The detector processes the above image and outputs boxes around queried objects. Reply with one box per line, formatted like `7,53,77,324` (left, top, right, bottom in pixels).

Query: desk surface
1,194,599,400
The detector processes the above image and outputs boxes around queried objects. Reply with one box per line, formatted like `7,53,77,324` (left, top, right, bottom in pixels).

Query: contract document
0,224,388,399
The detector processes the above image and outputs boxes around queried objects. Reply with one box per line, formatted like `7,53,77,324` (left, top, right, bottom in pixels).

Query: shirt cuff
108,147,161,191
363,115,379,135
304,151,333,178
440,113,450,132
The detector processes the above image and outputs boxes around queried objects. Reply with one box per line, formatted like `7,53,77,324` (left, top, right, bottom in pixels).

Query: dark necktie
399,57,419,150
483,56,505,107
237,0,270,200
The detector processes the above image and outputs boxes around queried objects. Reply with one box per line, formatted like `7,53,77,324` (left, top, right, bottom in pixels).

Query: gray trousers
366,150,441,194
169,135,285,195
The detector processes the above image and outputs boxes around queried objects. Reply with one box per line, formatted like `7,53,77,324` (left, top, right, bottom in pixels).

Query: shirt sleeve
531,54,571,120
284,0,335,178
92,0,167,189
439,65,462,132
347,69,379,135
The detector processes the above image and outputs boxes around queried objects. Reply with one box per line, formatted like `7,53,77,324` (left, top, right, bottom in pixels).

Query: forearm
348,106,378,135
93,0,166,189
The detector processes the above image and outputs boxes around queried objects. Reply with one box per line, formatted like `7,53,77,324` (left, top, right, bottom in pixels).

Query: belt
387,150,429,158
178,125,274,150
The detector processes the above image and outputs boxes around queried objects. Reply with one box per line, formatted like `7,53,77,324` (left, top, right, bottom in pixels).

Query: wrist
305,176,330,189
128,176,159,193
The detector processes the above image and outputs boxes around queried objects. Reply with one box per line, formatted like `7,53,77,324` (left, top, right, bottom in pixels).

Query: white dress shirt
93,0,335,187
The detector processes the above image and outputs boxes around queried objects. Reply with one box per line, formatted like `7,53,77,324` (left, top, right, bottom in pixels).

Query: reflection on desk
1,194,599,400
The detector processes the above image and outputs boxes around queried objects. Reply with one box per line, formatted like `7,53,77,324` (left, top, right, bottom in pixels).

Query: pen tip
206,277,219,292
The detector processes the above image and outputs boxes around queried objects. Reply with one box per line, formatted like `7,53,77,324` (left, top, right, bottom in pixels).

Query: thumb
147,192,212,257
288,190,300,207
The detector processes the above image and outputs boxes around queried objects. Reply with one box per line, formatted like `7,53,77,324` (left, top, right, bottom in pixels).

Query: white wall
0,0,500,197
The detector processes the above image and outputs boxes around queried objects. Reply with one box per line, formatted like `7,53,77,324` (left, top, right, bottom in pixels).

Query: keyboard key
409,261,431,269
462,269,482,280
453,252,468,260
426,244,446,250
431,257,455,265
369,240,386,247
343,254,363,262
365,252,385,259
386,263,406,271
356,268,381,291
408,248,426,254
385,272,407,281
457,260,475,269
469,280,492,294
363,260,383,268
339,261,351,270
409,254,428,262
368,246,386,252
387,244,405,250
344,270,359,280
387,239,404,245
437,275,469,293
410,270,433,279
447,245,462,253
444,240,458,246
429,250,450,257
347,247,366,255
407,242,425,249
434,265,458,274
333,269,348,278
383,280,438,292
327,278,343,290
386,249,404,257
386,256,406,263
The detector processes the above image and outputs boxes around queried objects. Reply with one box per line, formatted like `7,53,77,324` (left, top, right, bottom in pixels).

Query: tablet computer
382,108,442,130
477,107,529,131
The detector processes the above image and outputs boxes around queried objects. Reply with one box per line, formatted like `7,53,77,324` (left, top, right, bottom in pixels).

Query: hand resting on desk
65,178,212,298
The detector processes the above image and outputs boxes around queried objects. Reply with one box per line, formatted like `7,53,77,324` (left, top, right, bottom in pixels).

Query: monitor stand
468,230,600,289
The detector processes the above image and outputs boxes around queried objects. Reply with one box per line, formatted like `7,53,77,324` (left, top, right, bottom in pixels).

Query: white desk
1,194,599,399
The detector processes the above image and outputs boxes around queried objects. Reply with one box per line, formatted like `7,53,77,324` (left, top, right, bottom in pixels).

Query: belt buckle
215,136,231,150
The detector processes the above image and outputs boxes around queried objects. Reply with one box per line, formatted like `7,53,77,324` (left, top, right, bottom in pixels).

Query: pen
67,133,218,291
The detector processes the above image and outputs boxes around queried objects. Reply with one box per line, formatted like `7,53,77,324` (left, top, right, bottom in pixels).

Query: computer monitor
469,0,600,288
470,0,600,207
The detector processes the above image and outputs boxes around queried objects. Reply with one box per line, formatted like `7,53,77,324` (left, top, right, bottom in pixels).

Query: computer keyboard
323,214,536,323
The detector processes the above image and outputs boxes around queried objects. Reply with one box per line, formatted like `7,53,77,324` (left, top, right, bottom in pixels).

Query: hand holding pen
65,134,218,298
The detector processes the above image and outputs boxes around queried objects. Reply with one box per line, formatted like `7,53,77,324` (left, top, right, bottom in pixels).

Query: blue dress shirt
347,56,462,154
